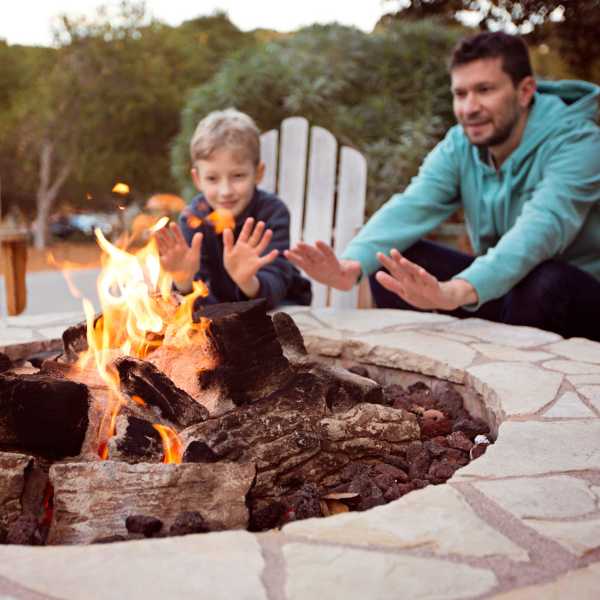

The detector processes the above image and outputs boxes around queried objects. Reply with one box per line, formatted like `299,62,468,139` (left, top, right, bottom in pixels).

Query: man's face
191,147,265,218
451,57,533,148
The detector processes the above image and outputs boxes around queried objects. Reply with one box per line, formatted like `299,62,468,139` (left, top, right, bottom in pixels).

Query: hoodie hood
508,80,600,170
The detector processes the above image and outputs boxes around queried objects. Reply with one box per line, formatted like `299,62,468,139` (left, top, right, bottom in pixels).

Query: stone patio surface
1,307,599,599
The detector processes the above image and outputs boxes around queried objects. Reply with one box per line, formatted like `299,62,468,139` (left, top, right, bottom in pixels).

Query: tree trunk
33,141,72,250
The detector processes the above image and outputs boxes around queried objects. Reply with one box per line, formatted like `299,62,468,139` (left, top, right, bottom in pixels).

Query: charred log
180,370,420,521
0,452,32,528
61,319,90,361
114,357,209,427
193,300,291,406
0,374,89,458
0,353,11,374
271,311,307,357
107,415,163,463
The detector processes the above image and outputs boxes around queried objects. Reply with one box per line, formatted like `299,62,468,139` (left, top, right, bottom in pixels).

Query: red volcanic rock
420,409,452,439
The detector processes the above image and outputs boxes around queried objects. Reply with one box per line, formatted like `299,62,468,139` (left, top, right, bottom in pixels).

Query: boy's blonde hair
190,108,261,166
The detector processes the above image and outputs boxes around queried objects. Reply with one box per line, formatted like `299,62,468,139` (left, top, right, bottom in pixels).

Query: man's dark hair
450,31,533,86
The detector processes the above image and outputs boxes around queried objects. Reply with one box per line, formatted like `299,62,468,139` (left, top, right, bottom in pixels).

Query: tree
171,21,463,215
380,1,600,80
2,2,257,247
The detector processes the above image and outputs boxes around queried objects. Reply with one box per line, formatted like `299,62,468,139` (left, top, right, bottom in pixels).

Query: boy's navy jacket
179,187,312,310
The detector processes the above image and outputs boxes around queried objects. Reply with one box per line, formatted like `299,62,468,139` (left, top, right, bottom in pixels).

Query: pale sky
0,1,392,46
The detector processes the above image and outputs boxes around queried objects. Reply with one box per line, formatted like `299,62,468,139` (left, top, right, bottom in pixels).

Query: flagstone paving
0,307,599,599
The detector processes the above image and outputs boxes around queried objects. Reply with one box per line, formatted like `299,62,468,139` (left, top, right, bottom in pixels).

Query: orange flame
186,214,203,229
207,209,235,233
75,225,213,458
153,424,183,464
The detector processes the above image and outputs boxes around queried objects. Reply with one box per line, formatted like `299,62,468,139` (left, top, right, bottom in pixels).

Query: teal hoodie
343,80,600,308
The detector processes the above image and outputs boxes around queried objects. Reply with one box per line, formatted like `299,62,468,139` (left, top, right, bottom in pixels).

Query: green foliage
0,3,257,218
172,20,462,214
381,1,600,81
0,42,55,216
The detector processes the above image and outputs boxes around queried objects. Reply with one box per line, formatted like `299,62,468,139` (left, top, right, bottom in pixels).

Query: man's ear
190,166,202,191
254,161,265,185
518,75,537,108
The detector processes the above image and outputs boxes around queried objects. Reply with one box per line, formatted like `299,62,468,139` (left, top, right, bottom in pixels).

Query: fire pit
1,299,494,546
0,232,599,596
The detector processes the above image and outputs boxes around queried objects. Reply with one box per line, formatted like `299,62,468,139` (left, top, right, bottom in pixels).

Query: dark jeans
368,240,600,342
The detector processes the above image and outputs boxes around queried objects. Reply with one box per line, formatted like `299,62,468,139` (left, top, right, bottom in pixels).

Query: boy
156,108,311,310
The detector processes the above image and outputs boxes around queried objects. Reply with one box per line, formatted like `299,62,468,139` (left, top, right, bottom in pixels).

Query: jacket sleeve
456,126,600,309
236,201,297,310
342,130,461,277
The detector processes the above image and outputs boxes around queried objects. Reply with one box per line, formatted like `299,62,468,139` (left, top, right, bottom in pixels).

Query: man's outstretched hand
284,241,361,291
375,249,478,310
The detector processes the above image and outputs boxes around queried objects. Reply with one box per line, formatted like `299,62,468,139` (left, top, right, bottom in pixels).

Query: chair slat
277,117,309,248
303,126,337,308
259,129,278,194
330,147,367,309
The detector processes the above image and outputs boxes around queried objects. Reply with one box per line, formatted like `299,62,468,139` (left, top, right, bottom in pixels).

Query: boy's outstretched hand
284,241,361,291
154,222,203,293
223,217,279,298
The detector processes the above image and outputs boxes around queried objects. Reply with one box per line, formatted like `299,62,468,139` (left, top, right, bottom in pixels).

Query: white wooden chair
260,117,368,309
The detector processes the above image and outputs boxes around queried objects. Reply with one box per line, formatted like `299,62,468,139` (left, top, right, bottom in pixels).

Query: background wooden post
0,229,28,316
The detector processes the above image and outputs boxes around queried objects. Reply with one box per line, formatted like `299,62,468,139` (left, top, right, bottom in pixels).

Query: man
285,31,600,341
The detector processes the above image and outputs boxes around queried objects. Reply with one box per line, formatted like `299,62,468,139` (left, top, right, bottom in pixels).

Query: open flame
73,220,212,459
207,208,235,233
153,424,183,464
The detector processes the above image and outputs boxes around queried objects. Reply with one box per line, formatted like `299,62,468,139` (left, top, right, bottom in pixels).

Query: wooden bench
0,227,28,316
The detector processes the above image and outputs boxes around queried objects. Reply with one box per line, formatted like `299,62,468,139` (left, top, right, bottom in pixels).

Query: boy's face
191,147,265,218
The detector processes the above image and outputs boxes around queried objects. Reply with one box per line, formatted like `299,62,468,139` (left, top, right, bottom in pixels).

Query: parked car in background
49,212,117,241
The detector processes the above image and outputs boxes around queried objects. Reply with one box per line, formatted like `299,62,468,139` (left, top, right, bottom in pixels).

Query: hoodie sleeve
235,199,299,310
341,129,462,277
456,125,600,308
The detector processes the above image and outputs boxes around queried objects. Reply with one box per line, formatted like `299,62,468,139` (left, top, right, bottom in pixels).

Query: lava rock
283,483,322,522
420,409,452,439
169,511,210,536
431,381,464,419
427,460,458,484
453,416,490,440
447,431,474,452
345,473,386,511
125,515,163,537
470,443,489,459
249,501,286,532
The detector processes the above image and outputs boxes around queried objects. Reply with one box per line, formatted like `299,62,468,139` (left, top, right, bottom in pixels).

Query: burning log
114,356,209,427
0,373,89,458
146,300,293,416
106,415,163,463
47,461,255,545
192,300,291,405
